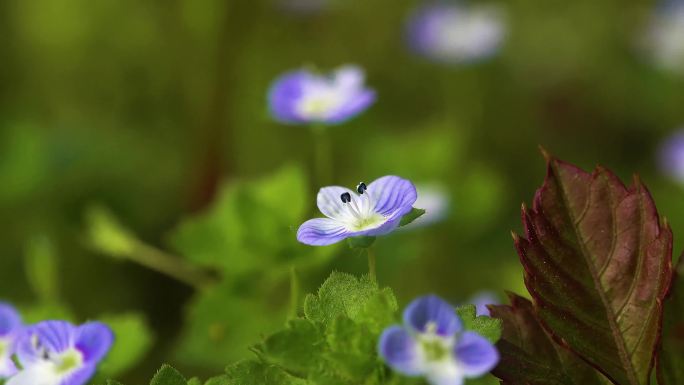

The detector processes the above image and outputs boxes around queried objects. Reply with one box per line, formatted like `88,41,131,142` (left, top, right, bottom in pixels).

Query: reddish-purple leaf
514,155,673,385
490,293,608,385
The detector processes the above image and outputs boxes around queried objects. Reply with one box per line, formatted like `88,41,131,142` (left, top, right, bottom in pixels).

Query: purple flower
268,65,376,125
467,291,499,317
379,295,499,385
297,176,418,246
643,0,684,73
407,2,506,64
659,129,684,183
0,303,22,378
7,320,113,385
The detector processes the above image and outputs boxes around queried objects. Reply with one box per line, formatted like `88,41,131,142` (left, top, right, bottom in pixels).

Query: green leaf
490,293,607,385
304,272,397,330
170,165,336,275
398,208,426,227
23,235,59,303
106,380,125,385
455,305,502,344
323,316,377,381
256,319,325,374
186,379,202,385
513,155,673,385
657,256,684,384
347,236,376,249
85,205,139,257
150,364,187,385
222,360,309,385
98,313,154,377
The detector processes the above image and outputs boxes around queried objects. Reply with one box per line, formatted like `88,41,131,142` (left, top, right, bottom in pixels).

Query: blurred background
1,0,684,382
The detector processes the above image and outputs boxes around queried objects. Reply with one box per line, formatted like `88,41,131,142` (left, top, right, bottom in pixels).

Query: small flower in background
297,176,418,246
268,65,376,125
467,291,499,317
379,295,499,385
404,183,450,228
643,0,684,74
7,320,113,385
407,1,506,64
0,303,22,378
658,129,684,183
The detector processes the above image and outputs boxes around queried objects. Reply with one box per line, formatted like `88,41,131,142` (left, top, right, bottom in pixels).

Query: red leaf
490,293,607,385
514,155,673,385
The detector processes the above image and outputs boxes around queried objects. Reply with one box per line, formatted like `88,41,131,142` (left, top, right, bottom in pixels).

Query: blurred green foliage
1,0,684,383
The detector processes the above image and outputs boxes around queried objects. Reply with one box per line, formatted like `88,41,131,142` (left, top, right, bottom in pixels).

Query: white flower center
339,189,386,232
416,322,465,384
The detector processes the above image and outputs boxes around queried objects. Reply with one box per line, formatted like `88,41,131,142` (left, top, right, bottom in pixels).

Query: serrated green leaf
455,305,502,344
150,364,186,385
324,316,377,381
223,360,309,385
304,272,397,330
399,208,426,227
657,256,684,384
98,313,154,377
513,155,673,385
490,293,607,385
256,319,325,374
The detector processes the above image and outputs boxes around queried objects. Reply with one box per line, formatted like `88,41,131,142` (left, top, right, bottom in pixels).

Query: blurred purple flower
0,303,22,378
467,291,499,317
404,183,450,229
268,65,376,125
407,1,506,64
658,130,684,183
7,320,113,385
379,295,499,385
297,176,417,246
643,0,684,73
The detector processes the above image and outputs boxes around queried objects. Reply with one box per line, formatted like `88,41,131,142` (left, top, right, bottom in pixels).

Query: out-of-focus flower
0,303,22,378
378,295,499,385
297,176,417,246
405,184,450,228
467,291,499,317
407,1,506,64
268,65,376,125
658,129,684,183
643,1,684,73
7,320,113,385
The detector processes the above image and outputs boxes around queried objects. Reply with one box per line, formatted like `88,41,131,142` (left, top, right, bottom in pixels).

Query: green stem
131,243,216,290
311,125,332,186
367,247,377,283
289,266,300,319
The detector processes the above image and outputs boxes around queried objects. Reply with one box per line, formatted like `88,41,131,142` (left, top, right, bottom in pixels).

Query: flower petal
368,176,417,217
16,321,76,365
403,295,461,337
453,331,499,377
268,70,308,124
378,326,424,376
316,186,356,220
325,89,376,124
297,218,350,246
5,361,61,385
62,365,96,385
468,292,499,317
0,303,21,337
425,360,465,385
75,322,113,364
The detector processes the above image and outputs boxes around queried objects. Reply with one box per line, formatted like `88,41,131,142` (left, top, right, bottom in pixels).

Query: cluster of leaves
105,272,501,385
489,154,682,385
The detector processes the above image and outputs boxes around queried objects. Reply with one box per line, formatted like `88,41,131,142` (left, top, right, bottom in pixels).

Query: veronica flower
297,176,418,246
407,1,506,64
658,129,684,183
7,320,113,385
0,303,22,378
379,295,499,385
643,0,684,73
467,291,499,317
268,65,376,125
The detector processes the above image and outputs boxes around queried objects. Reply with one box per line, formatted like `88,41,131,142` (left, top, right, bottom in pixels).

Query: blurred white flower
643,1,684,73
405,183,450,228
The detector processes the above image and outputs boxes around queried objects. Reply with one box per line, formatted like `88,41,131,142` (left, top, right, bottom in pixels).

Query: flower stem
311,125,332,186
367,247,377,283
289,266,300,319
